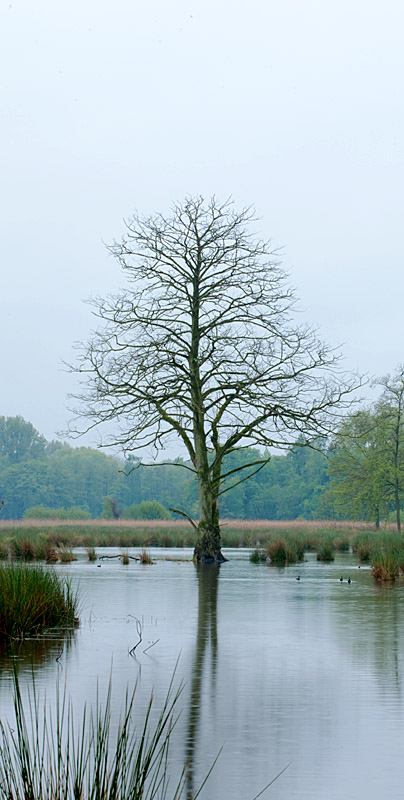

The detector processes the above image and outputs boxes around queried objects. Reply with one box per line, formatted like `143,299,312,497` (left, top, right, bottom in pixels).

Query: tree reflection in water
186,563,220,800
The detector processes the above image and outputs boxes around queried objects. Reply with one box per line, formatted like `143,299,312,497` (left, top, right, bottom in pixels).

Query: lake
1,548,404,799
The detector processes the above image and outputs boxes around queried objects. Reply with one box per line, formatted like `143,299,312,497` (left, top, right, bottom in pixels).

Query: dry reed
0,518,391,531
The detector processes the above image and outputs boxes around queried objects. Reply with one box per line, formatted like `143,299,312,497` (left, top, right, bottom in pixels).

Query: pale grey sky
1,0,403,449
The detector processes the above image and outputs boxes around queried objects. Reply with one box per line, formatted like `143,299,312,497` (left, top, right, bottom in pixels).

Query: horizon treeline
1,379,404,525
0,415,329,520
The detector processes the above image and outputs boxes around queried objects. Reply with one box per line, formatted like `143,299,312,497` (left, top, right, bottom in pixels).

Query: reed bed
137,548,154,565
0,672,204,800
0,565,78,639
265,537,304,565
0,518,393,531
372,553,400,581
1,522,404,571
0,521,384,554
316,538,335,562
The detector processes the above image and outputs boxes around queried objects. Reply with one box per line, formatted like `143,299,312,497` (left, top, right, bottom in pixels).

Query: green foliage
0,415,46,464
318,409,388,526
321,368,404,530
0,415,331,522
219,443,329,520
101,496,121,519
123,500,172,520
0,565,78,638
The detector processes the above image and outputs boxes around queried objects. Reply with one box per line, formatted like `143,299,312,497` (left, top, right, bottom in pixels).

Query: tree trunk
395,479,401,532
193,475,226,563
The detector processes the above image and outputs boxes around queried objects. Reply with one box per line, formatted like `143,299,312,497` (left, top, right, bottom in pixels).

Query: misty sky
1,0,403,453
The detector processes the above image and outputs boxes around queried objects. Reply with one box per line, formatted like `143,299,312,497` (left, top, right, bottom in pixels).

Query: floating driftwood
98,554,141,561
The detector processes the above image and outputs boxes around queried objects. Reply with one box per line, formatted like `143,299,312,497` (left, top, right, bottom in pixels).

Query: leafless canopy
73,199,355,450
70,196,360,557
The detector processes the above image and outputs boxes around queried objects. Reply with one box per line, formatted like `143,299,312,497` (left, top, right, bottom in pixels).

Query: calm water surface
1,549,404,799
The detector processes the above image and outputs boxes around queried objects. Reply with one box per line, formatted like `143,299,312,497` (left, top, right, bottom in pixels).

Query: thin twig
143,639,160,654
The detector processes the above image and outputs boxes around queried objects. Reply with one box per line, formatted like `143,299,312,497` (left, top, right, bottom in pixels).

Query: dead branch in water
129,616,142,656
98,554,140,561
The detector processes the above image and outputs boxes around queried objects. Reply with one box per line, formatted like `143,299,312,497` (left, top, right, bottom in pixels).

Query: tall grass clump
0,539,9,560
86,546,97,561
333,535,350,552
265,538,299,565
138,548,154,565
0,565,78,639
10,533,58,562
0,672,213,800
316,538,335,562
10,538,37,561
352,533,375,562
58,548,77,564
250,548,267,563
372,552,400,582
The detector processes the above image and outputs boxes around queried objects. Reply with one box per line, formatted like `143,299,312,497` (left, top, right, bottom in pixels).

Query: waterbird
339,576,343,582
347,577,351,584
296,575,301,581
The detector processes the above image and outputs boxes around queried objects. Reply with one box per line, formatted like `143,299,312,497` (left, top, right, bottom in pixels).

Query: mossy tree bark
193,475,224,562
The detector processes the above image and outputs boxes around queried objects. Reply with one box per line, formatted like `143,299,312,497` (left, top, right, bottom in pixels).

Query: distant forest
0,415,329,520
1,401,403,526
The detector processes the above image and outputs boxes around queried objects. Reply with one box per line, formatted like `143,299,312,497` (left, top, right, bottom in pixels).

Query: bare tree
71,196,359,562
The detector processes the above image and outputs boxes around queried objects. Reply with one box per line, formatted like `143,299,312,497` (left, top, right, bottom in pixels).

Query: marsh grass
45,544,59,563
58,548,78,564
121,550,130,565
250,548,267,563
0,671,204,800
138,548,154,565
372,552,400,581
10,538,37,561
1,518,387,531
1,521,404,565
352,534,373,562
0,565,78,639
265,538,301,565
0,671,285,800
316,539,335,562
333,535,350,552
86,546,97,562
